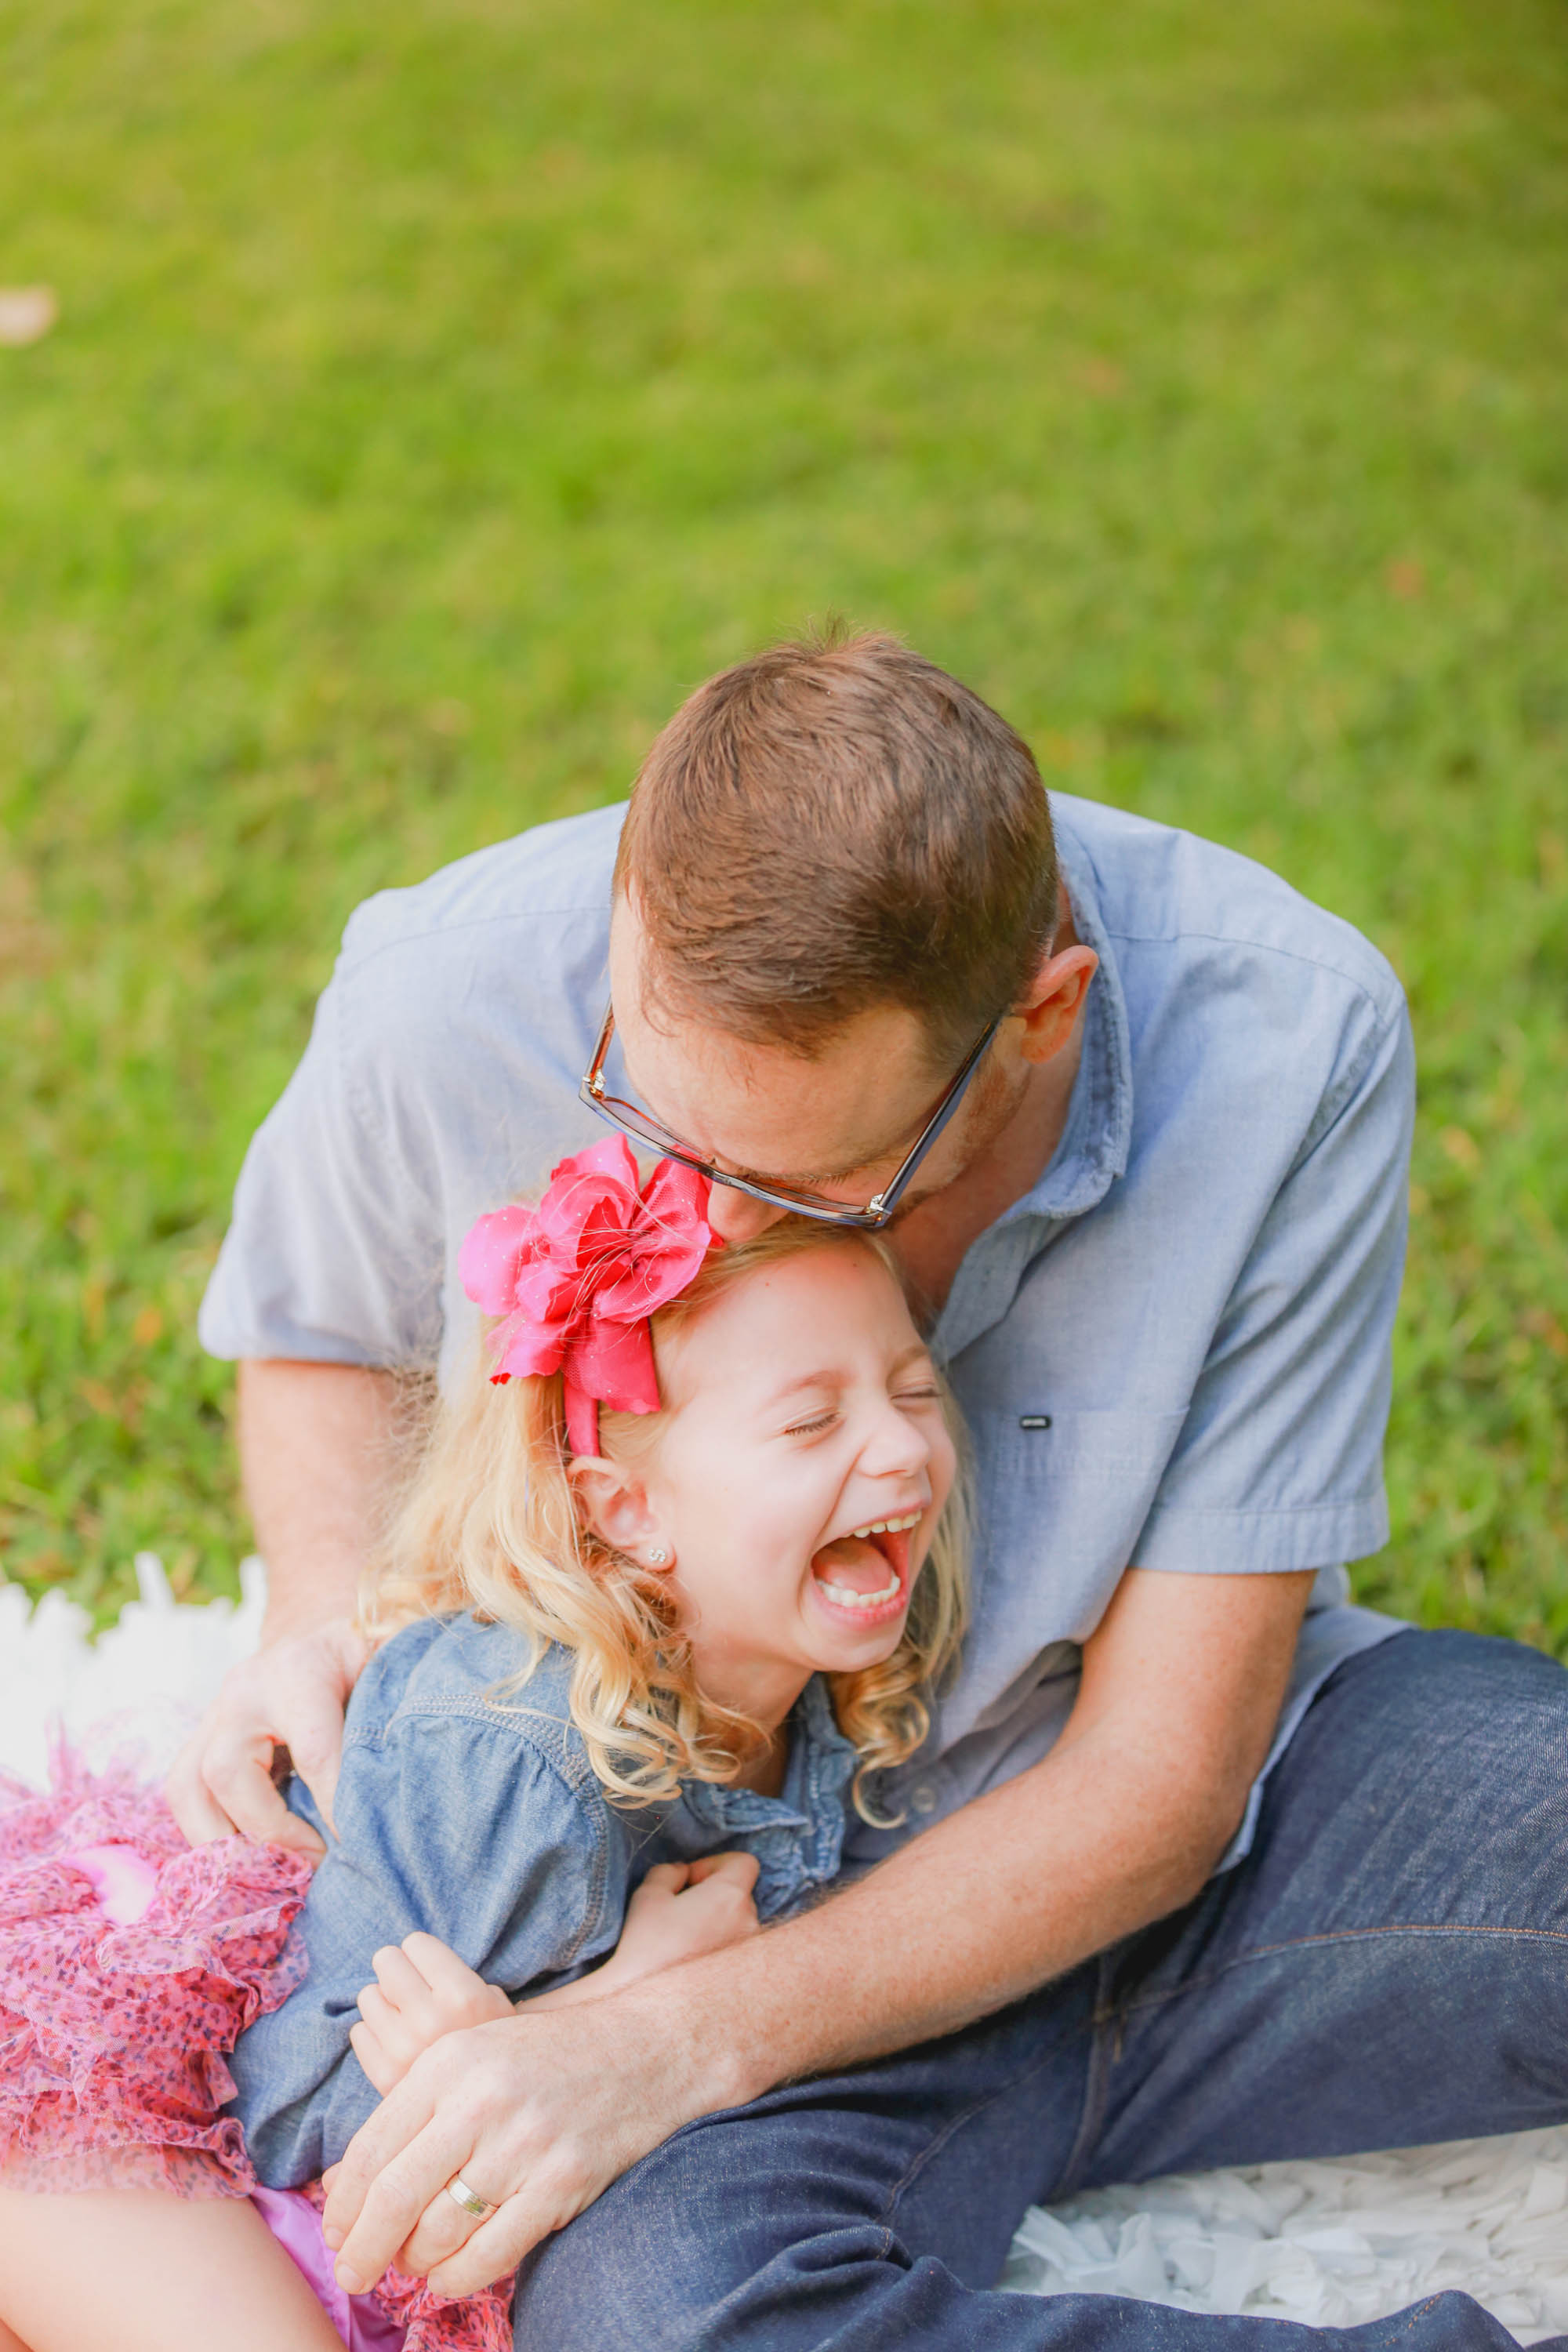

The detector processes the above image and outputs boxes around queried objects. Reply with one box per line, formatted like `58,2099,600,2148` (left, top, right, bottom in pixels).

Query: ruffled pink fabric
459,1134,713,1455
0,1754,513,2351
0,1751,311,2195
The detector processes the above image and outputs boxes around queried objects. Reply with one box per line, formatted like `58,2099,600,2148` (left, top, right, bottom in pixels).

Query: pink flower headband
458,1134,716,1457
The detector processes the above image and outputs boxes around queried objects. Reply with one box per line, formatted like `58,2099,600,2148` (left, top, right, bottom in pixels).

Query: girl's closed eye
783,1407,840,1438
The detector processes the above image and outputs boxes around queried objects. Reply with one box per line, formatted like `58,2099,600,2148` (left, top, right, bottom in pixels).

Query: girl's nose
860,1396,932,1478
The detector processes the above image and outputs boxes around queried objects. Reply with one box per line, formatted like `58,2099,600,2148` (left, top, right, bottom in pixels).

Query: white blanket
2,1563,1563,2342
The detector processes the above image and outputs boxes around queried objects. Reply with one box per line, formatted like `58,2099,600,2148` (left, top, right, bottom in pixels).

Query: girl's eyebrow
768,1368,848,1403
764,1342,933,1407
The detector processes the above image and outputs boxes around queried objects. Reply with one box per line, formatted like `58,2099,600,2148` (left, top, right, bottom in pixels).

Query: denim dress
227,1612,858,2185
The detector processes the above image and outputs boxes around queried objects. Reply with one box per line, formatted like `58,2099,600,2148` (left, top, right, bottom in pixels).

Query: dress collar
678,1674,855,1843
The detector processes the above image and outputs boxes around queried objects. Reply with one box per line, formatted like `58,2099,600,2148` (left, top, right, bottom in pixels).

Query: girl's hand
350,1933,512,2096
593,1852,760,1992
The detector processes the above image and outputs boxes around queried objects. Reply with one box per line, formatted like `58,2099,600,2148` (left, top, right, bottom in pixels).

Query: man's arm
321,1563,1314,2296
239,1358,399,1640
164,1359,396,1853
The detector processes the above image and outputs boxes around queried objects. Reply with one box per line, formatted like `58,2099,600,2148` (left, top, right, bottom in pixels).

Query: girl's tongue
810,1527,909,1595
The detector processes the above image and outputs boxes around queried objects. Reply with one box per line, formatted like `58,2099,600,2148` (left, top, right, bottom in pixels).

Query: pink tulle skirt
0,1752,512,2351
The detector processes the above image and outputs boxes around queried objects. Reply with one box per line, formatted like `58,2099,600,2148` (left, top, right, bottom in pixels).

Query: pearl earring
648,1545,670,1567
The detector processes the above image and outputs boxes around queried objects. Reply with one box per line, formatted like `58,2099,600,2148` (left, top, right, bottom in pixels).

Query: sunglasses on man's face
579,1004,1007,1230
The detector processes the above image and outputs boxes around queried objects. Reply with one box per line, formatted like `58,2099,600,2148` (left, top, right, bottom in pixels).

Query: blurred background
2,0,1564,1639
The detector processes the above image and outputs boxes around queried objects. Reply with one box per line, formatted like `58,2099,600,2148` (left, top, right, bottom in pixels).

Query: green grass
2,0,1565,1635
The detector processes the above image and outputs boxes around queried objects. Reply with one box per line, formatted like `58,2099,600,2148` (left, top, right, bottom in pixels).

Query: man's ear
568,1456,671,1567
1014,942,1098,1067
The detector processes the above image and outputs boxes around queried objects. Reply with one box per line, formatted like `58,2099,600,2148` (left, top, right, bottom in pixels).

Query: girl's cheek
931,1423,959,1508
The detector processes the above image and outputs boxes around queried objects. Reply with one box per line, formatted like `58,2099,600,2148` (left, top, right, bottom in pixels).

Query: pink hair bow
458,1135,715,1457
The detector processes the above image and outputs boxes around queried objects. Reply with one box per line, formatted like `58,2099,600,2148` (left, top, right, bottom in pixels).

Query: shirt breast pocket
976,1406,1192,1635
1012,1406,1189,1483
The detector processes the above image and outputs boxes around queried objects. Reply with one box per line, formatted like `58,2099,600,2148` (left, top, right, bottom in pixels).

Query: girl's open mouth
809,1510,922,1621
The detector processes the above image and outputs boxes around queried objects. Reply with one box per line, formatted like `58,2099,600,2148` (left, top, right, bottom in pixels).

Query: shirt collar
926,815,1133,1366
1007,815,1133,1225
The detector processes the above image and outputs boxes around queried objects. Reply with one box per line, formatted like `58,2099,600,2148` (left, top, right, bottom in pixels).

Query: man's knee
1271,1628,1568,1930
512,2130,799,2352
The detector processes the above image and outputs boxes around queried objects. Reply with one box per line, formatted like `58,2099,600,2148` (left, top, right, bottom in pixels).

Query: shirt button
911,1784,938,1815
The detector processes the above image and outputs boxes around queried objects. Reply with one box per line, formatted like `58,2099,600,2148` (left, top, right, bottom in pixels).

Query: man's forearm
642,1707,1242,2118
625,1563,1316,2121
239,1358,401,1641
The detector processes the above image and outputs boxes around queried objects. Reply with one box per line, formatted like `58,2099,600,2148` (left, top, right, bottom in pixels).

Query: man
175,633,1568,2350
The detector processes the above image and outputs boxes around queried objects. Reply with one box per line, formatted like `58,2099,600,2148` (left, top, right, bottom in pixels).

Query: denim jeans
511,1631,1568,2352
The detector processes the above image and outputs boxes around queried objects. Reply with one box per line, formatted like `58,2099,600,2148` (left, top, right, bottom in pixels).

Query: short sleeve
1133,993,1414,1577
228,1714,613,2185
198,932,446,1369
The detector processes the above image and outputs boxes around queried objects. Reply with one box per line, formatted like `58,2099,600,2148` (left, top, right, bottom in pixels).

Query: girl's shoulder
346,1611,593,1793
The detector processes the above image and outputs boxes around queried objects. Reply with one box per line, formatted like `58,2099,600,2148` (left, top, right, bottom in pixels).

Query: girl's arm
348,1854,761,2093
228,1708,617,2185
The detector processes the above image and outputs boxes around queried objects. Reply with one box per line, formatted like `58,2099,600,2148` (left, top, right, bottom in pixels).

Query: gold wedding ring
445,2174,493,2219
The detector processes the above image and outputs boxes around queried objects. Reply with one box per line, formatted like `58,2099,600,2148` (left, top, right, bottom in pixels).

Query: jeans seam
1050,1951,1122,2205
875,2005,1098,2228
1114,1922,1568,2023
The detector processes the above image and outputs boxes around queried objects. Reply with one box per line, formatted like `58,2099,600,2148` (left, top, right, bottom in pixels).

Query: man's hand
164,1619,370,1857
325,1854,761,2291
324,1984,717,2297
336,1853,760,2234
351,1933,514,2096
165,1358,397,1855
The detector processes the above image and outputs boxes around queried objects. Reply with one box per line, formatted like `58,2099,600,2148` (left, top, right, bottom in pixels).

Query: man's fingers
417,2197,535,2295
283,1718,346,1838
202,1735,328,1853
177,1734,327,1856
394,2169,493,2276
423,2176,583,2297
163,1745,244,1846
162,1623,366,1853
322,2070,438,2249
332,2113,471,2291
285,1623,370,1833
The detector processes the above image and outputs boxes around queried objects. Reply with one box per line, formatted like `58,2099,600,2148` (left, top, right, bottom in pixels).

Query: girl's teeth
848,1510,922,1540
815,1574,902,1610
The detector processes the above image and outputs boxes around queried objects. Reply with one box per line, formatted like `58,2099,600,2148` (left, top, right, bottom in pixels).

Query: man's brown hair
614,630,1058,1071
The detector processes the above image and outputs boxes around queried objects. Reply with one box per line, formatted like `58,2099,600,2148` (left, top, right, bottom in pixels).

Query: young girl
0,1138,965,2351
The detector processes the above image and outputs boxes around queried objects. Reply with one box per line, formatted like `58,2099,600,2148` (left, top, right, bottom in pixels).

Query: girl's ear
568,1457,673,1569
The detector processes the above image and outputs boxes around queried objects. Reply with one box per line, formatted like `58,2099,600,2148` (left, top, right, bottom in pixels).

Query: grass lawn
2,0,1565,1635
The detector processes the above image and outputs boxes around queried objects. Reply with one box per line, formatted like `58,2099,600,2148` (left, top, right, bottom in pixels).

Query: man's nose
705,1185,789,1245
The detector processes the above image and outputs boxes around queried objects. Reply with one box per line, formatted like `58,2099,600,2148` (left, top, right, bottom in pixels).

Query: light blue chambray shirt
201,793,1413,1867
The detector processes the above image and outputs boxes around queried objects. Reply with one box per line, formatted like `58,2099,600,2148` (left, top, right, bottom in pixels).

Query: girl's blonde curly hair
363,1218,967,1826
